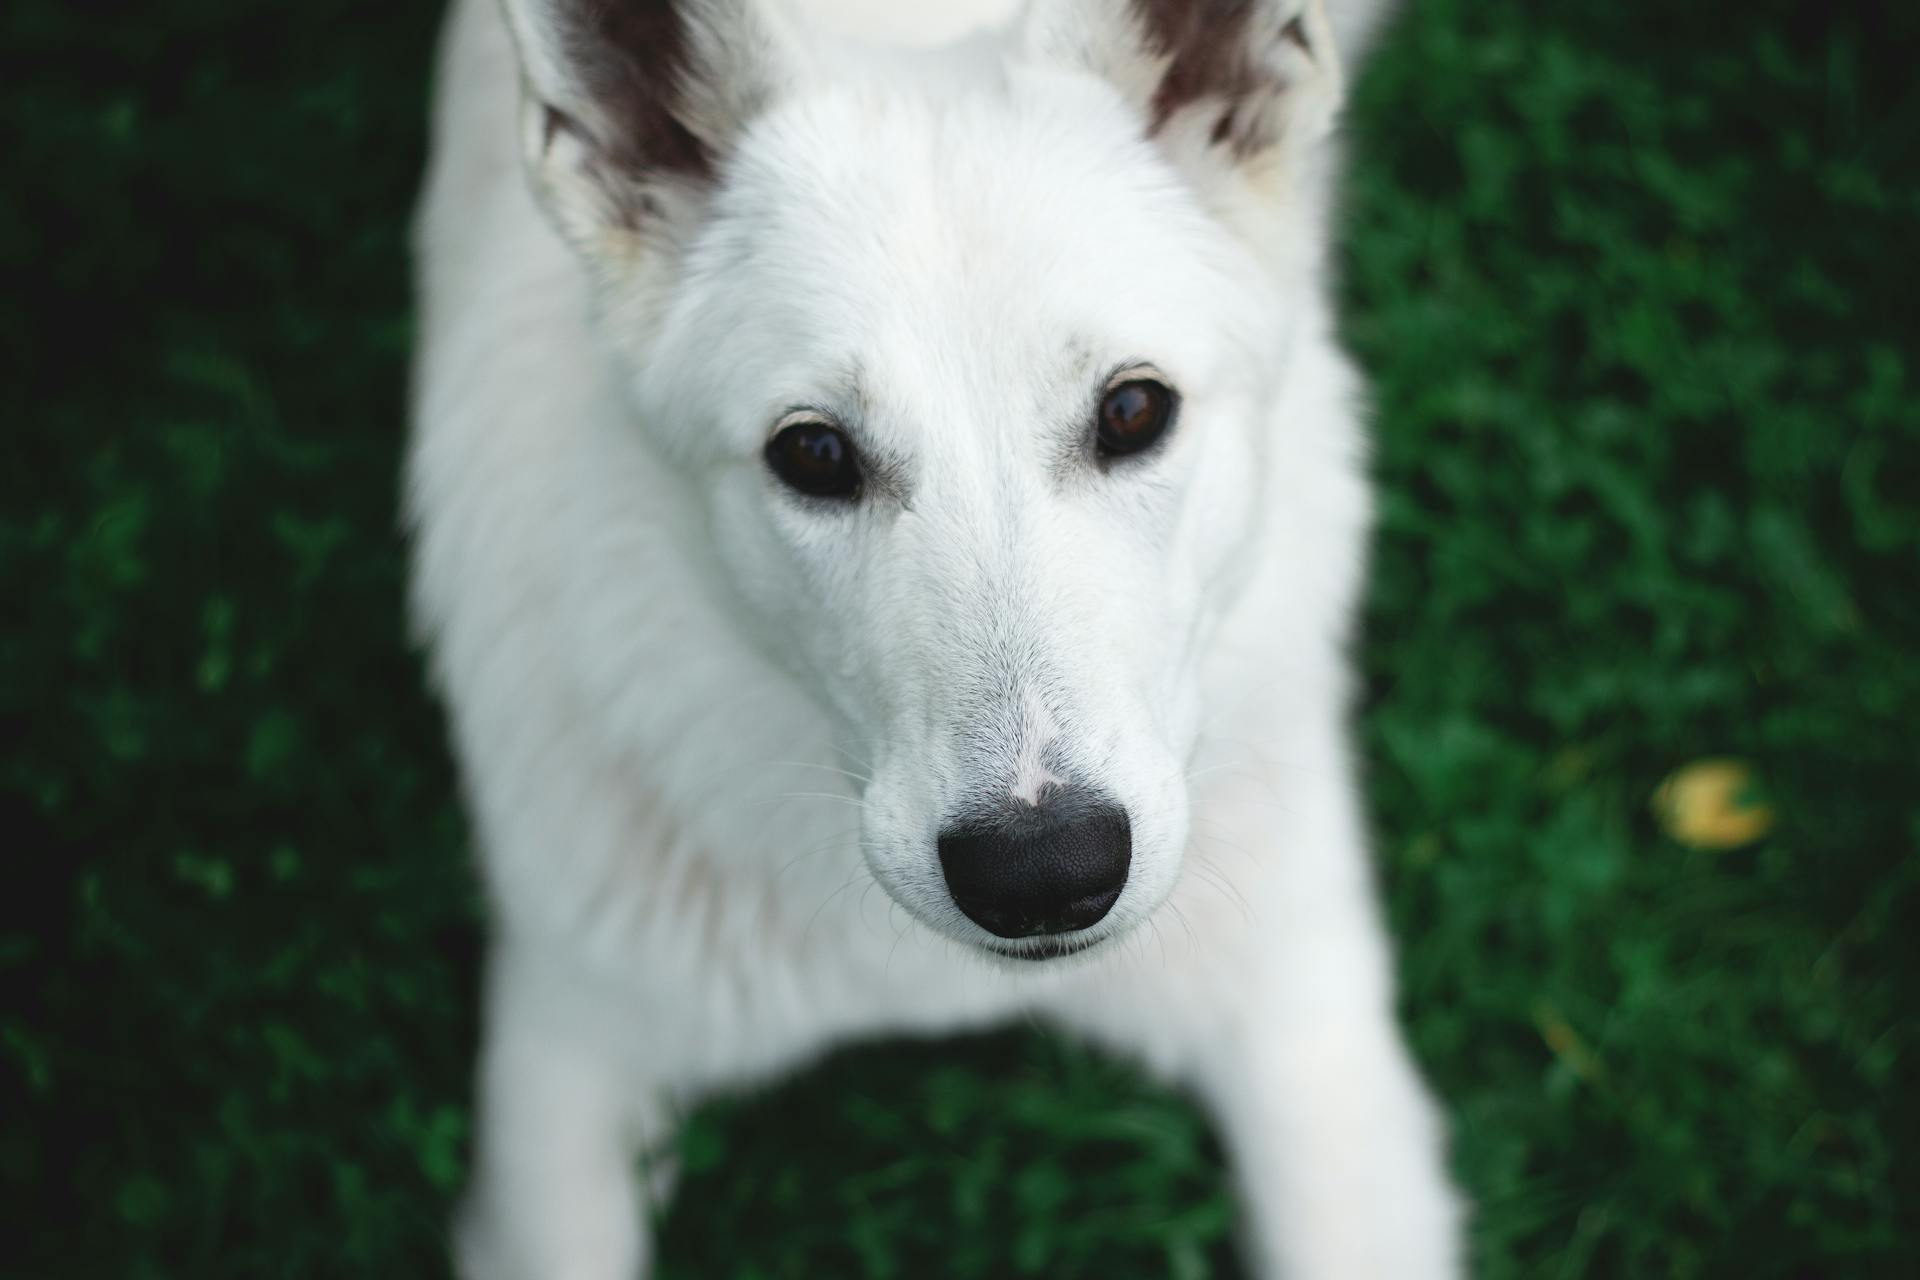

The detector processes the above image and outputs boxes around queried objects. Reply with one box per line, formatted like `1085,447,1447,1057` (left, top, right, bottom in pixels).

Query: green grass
4,0,1916,1275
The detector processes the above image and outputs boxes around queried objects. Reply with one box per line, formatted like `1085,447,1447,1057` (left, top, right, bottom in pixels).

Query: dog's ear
499,0,805,263
1019,0,1348,193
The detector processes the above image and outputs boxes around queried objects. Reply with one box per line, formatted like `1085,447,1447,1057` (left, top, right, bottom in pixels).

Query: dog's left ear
1019,0,1346,195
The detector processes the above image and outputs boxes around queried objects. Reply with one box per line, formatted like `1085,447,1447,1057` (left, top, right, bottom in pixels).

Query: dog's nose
937,792,1131,938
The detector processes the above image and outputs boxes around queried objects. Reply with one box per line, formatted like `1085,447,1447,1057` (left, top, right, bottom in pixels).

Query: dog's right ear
499,0,806,266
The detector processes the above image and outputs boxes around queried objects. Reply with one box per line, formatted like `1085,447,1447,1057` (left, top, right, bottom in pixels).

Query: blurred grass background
4,0,1916,1275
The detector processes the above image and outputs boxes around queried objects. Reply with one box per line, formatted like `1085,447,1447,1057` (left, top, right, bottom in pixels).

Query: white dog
408,0,1463,1274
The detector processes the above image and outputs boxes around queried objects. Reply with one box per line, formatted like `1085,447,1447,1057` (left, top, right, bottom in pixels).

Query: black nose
937,792,1131,939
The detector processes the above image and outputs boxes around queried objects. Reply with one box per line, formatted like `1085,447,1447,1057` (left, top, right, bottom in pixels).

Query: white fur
409,0,1463,1274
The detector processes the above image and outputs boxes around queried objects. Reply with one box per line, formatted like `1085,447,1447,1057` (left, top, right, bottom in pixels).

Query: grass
3,0,1916,1275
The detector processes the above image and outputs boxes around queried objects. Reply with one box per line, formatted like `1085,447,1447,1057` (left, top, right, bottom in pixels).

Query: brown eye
1096,378,1176,457
766,418,861,499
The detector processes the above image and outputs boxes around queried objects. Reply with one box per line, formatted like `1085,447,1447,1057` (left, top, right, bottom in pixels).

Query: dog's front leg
455,948,665,1280
1185,939,1465,1279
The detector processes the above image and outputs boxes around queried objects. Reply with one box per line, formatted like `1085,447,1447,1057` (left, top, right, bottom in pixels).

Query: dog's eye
766,417,861,499
1096,378,1176,458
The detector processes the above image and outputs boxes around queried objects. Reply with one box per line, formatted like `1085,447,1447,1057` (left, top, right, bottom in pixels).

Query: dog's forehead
697,78,1247,439
755,84,1209,305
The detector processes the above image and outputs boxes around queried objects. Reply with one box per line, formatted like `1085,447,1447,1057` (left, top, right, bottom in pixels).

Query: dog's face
505,0,1345,959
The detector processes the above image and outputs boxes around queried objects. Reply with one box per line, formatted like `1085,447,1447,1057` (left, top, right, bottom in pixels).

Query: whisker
755,790,867,812
765,758,873,786
1164,899,1200,952
825,737,881,775
802,863,872,951
770,825,863,885
1187,854,1257,926
1188,816,1263,867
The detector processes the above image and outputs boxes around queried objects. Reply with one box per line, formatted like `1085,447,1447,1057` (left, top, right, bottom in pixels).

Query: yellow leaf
1652,758,1775,850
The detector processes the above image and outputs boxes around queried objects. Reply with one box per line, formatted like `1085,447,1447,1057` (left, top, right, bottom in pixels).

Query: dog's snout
937,791,1130,939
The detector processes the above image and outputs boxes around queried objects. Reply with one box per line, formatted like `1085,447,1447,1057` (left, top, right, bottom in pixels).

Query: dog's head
502,0,1358,960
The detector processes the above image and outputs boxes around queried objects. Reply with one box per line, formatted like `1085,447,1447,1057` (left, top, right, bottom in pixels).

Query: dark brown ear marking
1132,0,1312,154
1136,0,1255,133
552,0,715,181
